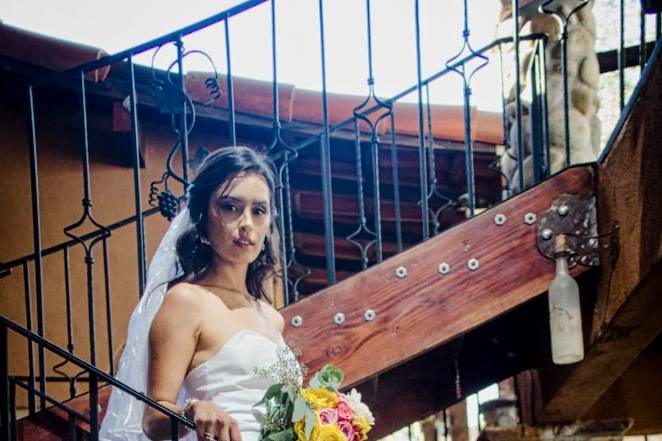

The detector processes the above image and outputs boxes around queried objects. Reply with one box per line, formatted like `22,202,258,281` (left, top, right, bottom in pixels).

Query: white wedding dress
180,329,292,441
100,208,300,441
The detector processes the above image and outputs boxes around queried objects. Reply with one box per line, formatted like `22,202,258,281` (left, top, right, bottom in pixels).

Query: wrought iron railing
1,0,660,439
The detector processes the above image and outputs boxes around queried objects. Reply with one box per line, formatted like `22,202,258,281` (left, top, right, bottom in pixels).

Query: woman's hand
187,400,243,441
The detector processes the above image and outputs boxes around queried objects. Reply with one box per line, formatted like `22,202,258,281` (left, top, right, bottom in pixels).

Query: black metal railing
0,316,194,441
1,0,660,439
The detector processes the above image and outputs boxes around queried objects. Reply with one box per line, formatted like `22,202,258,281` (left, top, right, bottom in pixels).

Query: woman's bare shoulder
259,299,285,333
153,282,205,323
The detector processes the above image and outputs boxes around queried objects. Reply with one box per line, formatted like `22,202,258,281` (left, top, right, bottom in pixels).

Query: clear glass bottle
548,235,584,364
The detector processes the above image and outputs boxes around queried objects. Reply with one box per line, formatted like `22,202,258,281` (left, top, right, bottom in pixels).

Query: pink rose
336,402,355,421
351,431,363,441
338,421,356,441
319,408,338,425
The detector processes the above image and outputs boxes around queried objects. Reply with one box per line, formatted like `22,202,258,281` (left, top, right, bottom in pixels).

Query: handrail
0,206,160,274
31,0,269,85
9,376,91,423
0,316,195,430
272,32,549,163
599,38,662,163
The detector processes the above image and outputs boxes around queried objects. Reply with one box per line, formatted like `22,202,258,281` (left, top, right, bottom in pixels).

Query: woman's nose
238,209,254,230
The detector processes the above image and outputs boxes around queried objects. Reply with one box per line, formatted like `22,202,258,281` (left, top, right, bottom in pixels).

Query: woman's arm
142,284,199,439
142,285,243,441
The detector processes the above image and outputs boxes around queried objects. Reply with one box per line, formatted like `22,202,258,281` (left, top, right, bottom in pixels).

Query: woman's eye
221,203,238,212
254,207,267,216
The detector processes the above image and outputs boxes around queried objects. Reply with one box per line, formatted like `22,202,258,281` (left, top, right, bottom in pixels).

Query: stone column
497,0,602,192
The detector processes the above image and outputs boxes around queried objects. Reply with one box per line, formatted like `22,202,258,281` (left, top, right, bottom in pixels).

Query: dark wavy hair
173,146,278,302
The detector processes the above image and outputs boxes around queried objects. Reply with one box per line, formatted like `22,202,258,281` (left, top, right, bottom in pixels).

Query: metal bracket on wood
536,193,600,267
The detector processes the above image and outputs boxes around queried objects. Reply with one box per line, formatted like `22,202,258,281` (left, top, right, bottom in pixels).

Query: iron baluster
224,19,237,146
128,55,146,295
171,417,180,441
266,0,308,303
52,247,79,399
318,0,337,286
102,238,114,376
446,0,489,215
640,9,647,71
529,40,544,184
9,381,16,441
22,262,36,414
540,0,590,167
27,85,47,410
539,36,551,178
511,0,525,192
348,119,376,270
424,84,453,235
67,411,76,441
496,42,513,201
619,0,626,110
389,112,403,253
349,0,391,266
89,373,99,441
62,70,113,368
1,324,9,441
414,0,431,238
175,35,191,188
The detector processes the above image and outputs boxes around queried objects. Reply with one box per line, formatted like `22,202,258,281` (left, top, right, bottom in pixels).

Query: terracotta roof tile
0,23,110,82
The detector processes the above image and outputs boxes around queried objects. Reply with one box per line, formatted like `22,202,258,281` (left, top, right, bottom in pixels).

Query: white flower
343,388,375,425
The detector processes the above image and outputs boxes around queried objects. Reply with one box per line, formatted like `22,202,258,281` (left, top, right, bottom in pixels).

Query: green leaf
266,428,294,441
292,396,309,422
304,409,317,440
254,383,285,408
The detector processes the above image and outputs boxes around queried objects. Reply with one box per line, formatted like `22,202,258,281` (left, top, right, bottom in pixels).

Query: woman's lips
233,238,254,250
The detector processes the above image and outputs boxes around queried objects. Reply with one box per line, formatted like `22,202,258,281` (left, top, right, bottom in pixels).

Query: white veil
100,207,190,440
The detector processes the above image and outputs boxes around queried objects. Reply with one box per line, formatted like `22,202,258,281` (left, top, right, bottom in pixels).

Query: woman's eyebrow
219,195,268,205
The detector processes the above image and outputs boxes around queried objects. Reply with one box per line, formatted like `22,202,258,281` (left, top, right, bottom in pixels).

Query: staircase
2,1,662,440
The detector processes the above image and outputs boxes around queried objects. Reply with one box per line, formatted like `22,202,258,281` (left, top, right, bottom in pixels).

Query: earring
200,236,210,245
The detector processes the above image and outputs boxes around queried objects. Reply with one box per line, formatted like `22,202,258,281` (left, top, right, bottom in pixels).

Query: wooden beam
541,261,662,422
282,165,594,387
538,43,662,423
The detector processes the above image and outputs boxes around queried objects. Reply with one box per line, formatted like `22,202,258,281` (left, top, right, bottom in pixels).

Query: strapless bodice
180,329,294,441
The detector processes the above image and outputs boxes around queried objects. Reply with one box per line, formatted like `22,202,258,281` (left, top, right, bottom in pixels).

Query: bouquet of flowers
254,361,374,441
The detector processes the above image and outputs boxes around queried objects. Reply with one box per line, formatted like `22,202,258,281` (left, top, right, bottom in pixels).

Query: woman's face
206,172,272,266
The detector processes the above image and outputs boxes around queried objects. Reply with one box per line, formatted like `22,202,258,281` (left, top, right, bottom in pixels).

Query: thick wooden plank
538,43,662,423
282,165,594,387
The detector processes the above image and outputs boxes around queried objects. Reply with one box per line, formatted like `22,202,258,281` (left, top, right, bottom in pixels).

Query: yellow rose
295,419,320,441
314,424,346,441
300,387,339,409
353,417,371,440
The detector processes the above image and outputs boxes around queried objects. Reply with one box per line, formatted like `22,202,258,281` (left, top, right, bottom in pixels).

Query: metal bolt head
334,312,346,325
558,205,569,216
364,309,376,322
494,213,507,226
395,266,408,278
524,212,537,225
467,258,480,271
291,315,303,328
541,229,553,240
438,262,451,275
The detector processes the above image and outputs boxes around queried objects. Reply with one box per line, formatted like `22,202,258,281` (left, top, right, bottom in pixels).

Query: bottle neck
555,256,569,275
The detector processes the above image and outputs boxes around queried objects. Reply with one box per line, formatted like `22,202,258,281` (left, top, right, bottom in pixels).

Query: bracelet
181,398,199,420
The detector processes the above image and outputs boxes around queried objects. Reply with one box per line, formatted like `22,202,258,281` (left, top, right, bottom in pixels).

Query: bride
100,146,297,441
